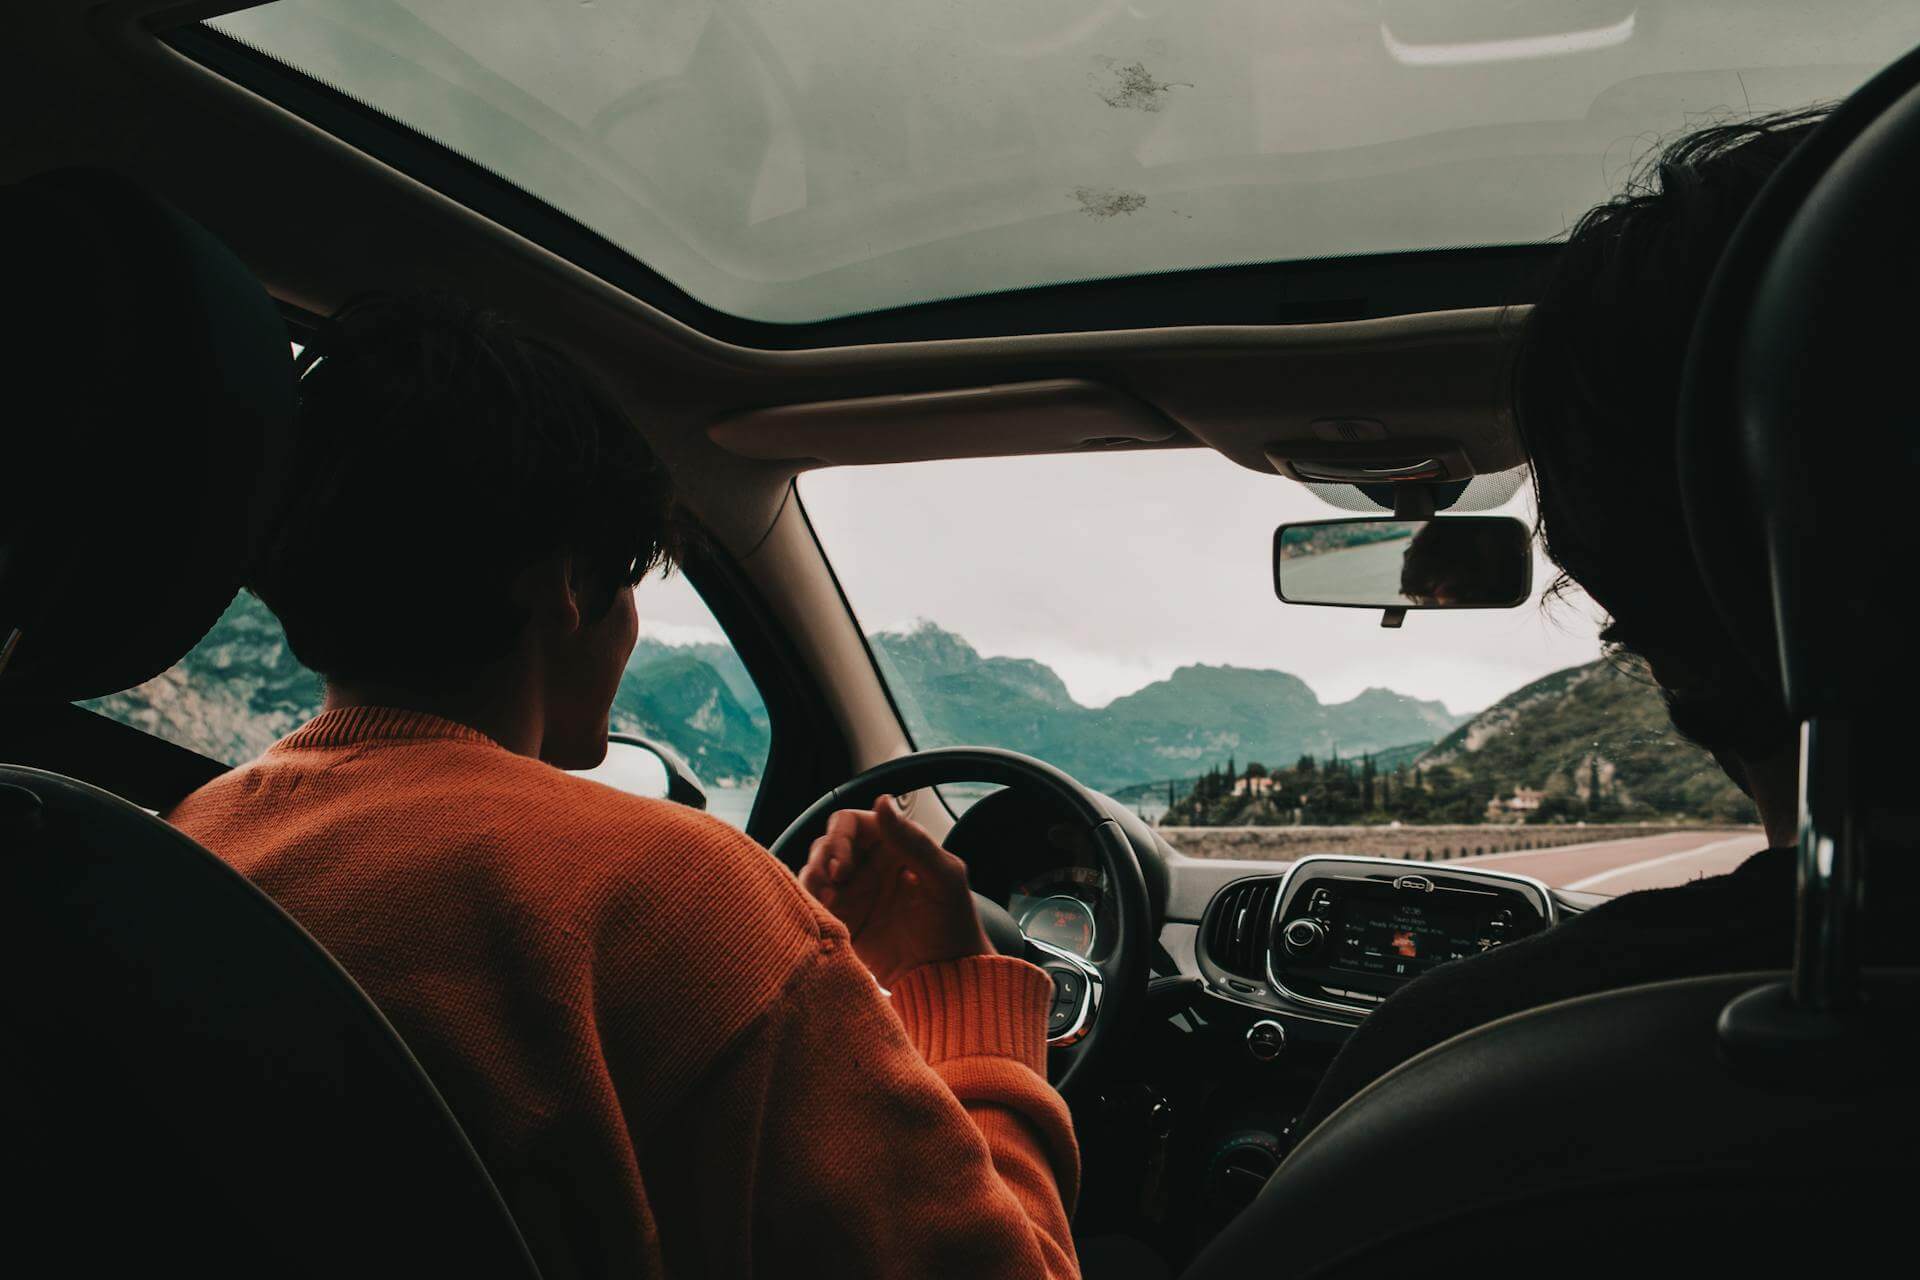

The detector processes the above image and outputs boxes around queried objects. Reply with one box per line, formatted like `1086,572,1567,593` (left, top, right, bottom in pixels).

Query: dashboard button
1282,917,1327,956
1245,1019,1287,1062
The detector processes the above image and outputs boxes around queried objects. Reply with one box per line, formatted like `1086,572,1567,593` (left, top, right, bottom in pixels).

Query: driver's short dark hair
1515,108,1829,762
251,293,678,690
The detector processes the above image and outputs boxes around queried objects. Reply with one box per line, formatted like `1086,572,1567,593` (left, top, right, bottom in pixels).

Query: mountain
616,645,768,785
87,591,325,765
86,594,774,781
628,636,763,717
1417,657,1758,821
871,622,1466,792
85,603,1463,798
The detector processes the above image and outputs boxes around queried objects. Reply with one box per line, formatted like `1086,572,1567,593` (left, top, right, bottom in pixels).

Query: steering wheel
768,747,1151,1094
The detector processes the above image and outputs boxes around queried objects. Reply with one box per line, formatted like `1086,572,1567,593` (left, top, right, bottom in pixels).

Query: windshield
799,451,1767,895
202,1,1918,323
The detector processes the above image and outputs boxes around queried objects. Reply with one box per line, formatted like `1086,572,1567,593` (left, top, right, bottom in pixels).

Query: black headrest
1679,47,1920,720
0,169,295,703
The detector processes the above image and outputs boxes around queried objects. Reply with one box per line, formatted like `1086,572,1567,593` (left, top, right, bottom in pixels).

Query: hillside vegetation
870,622,1463,792
88,600,1749,825
1419,657,1757,821
1163,657,1757,826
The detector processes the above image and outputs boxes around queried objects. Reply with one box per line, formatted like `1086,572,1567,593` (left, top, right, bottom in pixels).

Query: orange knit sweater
167,707,1080,1279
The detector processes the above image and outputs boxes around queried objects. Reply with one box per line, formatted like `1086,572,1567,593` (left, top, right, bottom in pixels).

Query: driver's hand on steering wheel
798,794,996,989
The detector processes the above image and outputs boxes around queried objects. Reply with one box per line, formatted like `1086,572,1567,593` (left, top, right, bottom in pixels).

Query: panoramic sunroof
197,1,1918,327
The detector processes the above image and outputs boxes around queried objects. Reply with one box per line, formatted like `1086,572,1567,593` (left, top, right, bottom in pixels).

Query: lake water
706,783,758,829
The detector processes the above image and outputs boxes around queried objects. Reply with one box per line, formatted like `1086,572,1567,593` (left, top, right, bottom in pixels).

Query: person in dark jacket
1291,108,1831,1138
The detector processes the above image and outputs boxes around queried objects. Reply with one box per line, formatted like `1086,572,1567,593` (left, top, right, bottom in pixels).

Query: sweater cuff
888,954,1053,1074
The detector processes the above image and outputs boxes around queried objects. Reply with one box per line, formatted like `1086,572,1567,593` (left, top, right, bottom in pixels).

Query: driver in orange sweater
166,295,1080,1279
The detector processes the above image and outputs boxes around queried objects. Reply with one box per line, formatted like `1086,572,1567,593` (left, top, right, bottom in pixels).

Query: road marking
1448,830,1754,866
1561,835,1763,892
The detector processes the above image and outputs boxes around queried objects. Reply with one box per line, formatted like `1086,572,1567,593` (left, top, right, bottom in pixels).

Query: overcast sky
639,450,1607,718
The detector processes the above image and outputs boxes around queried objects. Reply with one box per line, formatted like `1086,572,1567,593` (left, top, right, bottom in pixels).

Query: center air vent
1204,877,1281,980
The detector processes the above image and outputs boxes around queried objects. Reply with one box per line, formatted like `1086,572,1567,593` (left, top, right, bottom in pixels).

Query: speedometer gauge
1020,894,1097,956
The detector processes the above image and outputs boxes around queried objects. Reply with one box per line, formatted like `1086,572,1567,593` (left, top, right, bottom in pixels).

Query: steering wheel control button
1246,1019,1287,1062
1037,957,1094,1045
1048,967,1085,1010
1282,917,1327,957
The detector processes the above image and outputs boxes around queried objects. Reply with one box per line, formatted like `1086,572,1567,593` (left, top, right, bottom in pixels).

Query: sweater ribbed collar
273,705,505,754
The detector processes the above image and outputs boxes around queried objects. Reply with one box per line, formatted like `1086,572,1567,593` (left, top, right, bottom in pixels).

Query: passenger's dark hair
251,293,678,689
1515,107,1832,763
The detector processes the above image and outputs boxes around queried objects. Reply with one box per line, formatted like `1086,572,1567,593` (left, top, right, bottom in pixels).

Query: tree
1531,792,1584,824
1245,761,1268,779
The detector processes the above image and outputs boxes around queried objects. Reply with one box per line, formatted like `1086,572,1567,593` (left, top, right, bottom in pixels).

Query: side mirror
1274,516,1532,610
572,734,708,810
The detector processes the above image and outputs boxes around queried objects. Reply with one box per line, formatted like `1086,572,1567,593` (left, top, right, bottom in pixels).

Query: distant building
1233,774,1279,798
1487,787,1547,818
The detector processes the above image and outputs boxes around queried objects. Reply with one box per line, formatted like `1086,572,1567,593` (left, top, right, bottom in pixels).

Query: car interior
4,2,1919,1274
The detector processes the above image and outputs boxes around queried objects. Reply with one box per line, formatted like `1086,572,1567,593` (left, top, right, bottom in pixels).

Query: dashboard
934,805,1564,1257
939,831,1567,1257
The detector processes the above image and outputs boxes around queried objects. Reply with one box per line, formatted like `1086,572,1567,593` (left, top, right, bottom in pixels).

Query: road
1281,538,1412,606
1449,828,1767,895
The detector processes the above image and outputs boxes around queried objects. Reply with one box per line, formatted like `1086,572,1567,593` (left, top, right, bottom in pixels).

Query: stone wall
1157,823,1750,862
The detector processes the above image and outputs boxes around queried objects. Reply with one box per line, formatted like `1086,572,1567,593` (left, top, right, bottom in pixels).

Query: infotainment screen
1328,888,1490,979
1261,861,1549,1015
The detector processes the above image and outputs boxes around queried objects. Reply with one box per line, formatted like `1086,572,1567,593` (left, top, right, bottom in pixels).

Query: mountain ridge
869,622,1466,790
88,599,1470,796
89,600,1754,823
1413,656,1757,822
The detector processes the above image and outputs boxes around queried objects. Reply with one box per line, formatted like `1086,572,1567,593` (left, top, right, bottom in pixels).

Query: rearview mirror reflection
1274,516,1531,610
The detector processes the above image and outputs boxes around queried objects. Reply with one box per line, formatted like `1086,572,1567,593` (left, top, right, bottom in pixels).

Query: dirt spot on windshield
1095,60,1189,112
1072,186,1147,218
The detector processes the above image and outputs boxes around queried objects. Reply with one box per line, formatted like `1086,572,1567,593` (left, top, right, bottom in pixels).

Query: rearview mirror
1274,516,1531,609
571,734,709,809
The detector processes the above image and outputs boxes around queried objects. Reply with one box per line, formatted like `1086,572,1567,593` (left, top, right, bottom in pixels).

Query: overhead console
1200,856,1553,1019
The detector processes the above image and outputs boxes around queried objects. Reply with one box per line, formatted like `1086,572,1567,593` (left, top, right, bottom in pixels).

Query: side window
615,572,770,829
84,340,326,765
85,572,770,830
85,589,324,767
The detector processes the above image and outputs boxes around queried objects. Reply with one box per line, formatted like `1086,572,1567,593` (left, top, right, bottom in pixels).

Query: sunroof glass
202,1,1920,325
